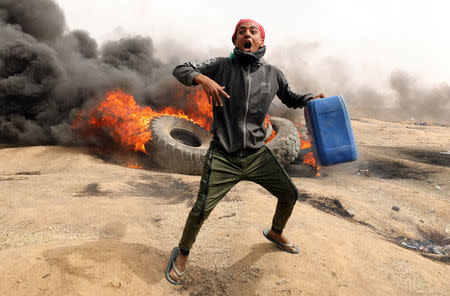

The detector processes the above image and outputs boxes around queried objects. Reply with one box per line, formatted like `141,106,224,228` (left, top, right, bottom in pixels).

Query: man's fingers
203,85,227,107
220,86,230,98
204,88,214,106
210,88,224,106
312,93,326,99
214,92,223,107
212,96,219,107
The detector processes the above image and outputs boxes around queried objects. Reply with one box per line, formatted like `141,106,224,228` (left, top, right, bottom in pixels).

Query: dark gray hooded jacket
172,46,313,153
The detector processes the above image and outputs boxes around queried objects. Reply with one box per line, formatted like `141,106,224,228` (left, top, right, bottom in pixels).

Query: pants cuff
179,248,190,256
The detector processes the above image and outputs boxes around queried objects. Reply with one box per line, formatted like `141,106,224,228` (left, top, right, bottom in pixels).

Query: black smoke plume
0,0,180,146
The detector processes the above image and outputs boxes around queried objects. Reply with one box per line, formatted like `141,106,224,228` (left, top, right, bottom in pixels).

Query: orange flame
126,162,143,169
303,152,321,176
264,115,276,143
171,86,213,130
72,88,211,154
295,123,320,176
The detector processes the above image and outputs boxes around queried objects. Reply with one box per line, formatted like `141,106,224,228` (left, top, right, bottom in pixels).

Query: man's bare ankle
269,229,282,237
176,252,188,264
270,229,292,244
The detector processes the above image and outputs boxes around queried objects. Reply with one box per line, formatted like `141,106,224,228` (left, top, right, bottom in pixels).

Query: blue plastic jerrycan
304,95,358,166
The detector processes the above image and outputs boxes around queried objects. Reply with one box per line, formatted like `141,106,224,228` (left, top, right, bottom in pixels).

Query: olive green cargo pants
178,141,298,252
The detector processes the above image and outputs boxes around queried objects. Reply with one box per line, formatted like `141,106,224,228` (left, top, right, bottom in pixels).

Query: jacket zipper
243,65,251,149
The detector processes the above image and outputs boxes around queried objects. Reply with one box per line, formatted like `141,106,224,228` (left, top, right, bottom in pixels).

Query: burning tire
265,117,301,166
147,116,213,175
148,116,299,175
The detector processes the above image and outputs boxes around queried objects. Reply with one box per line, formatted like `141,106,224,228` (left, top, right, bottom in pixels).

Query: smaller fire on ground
296,124,320,176
125,162,143,169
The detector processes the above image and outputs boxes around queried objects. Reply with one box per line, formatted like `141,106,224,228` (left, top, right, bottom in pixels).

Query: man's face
233,22,264,52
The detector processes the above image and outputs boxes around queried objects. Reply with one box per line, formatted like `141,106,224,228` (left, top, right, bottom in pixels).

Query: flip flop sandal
166,247,185,285
263,228,300,254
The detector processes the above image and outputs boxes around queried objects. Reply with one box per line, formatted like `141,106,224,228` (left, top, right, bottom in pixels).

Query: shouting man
166,19,324,284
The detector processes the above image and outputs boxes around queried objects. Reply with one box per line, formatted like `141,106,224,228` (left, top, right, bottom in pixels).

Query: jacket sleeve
276,68,314,109
172,58,224,86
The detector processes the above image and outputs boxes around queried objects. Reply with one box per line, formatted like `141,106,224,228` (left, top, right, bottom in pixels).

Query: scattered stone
249,266,261,277
435,185,442,191
347,209,355,217
400,238,446,255
362,170,371,177
432,246,446,255
392,206,400,212
151,217,162,224
276,278,288,285
412,120,427,126
356,169,371,177
428,209,436,213
106,280,122,288
36,257,49,261
218,212,236,219
445,245,450,254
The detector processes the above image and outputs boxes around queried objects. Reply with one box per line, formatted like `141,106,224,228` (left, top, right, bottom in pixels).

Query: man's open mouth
244,41,252,49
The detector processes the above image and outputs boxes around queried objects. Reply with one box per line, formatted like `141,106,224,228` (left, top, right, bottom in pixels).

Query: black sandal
166,247,185,285
263,228,299,254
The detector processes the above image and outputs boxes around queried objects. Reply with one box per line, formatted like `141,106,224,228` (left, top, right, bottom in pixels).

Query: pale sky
57,0,450,85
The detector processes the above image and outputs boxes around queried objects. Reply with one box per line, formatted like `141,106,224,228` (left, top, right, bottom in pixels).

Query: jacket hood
232,46,266,65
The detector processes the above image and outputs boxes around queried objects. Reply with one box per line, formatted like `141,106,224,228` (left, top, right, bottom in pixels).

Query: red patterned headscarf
232,19,265,43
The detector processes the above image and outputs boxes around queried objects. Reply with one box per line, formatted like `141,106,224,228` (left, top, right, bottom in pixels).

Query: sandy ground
0,117,449,296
